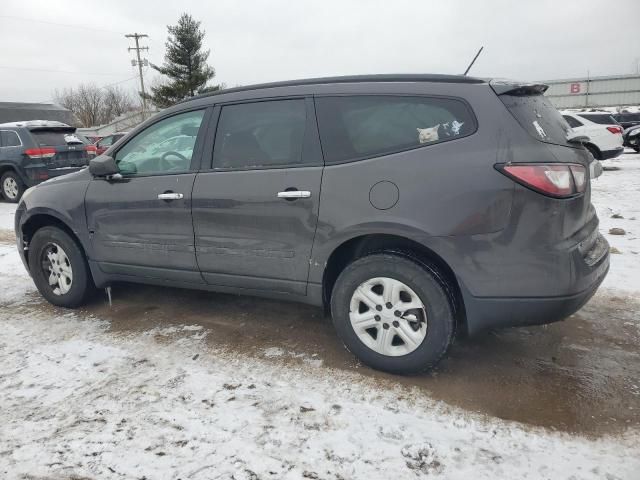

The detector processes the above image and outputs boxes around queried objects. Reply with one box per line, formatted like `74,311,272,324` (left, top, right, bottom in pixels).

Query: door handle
277,190,311,199
158,192,184,200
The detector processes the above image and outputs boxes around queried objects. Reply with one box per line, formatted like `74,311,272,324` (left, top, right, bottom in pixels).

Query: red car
94,132,127,155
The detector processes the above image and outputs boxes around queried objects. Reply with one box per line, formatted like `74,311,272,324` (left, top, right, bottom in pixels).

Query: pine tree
147,14,218,108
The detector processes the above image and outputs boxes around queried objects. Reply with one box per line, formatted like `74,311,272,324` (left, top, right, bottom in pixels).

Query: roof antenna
463,46,484,76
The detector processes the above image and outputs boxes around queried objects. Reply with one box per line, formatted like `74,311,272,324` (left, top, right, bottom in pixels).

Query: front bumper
461,232,610,335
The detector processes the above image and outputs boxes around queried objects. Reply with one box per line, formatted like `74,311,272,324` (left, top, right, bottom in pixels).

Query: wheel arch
21,213,87,266
321,233,467,335
584,142,602,160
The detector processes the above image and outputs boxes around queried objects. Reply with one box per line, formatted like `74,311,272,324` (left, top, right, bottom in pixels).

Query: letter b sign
570,83,581,94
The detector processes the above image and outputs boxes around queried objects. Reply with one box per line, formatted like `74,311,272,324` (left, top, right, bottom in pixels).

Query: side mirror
89,155,119,177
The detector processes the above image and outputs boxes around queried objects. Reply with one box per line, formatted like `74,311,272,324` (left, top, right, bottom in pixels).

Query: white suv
561,110,624,160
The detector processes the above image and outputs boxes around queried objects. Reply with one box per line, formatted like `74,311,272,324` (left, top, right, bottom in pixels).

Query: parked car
14,75,609,374
560,110,623,161
95,132,127,155
623,125,640,152
613,112,640,130
0,120,96,202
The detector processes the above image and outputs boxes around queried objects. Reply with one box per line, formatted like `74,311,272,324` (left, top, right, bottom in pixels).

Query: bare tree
53,84,136,127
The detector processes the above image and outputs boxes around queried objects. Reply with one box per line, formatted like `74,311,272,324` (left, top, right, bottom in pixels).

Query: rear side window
578,114,618,125
499,93,572,147
0,130,21,147
562,115,583,128
315,95,476,163
213,99,307,170
31,129,82,146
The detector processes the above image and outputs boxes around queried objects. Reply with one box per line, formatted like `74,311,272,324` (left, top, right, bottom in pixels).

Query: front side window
0,130,21,147
212,99,307,170
115,110,205,175
315,95,476,163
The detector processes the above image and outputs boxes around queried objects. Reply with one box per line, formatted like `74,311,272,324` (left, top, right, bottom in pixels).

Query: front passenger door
85,108,209,283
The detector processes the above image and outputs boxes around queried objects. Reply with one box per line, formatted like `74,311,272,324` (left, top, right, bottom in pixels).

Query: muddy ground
12,276,637,438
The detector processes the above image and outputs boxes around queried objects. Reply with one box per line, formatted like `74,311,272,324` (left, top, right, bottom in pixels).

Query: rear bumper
600,147,624,160
461,232,610,335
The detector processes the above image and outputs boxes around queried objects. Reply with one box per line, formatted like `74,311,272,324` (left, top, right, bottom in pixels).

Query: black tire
330,253,455,374
1,171,25,203
633,146,640,153
28,226,94,308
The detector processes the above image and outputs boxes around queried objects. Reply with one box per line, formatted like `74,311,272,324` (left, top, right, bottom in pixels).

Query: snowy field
1,152,639,479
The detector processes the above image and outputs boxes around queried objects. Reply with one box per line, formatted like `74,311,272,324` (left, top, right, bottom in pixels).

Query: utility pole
125,33,149,117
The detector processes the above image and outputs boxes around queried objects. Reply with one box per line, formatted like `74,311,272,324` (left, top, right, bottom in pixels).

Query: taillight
24,148,56,159
497,163,586,198
606,126,622,134
85,145,97,155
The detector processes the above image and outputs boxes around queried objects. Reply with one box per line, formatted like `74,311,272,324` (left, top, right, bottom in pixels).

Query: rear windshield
498,93,573,147
30,129,84,147
578,114,618,125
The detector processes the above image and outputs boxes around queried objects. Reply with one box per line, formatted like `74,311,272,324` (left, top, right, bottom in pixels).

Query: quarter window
315,95,476,163
114,110,205,175
0,130,21,147
212,99,307,170
563,115,583,128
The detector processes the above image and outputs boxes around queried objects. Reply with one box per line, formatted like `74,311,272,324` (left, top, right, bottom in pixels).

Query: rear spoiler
489,79,549,96
27,126,77,133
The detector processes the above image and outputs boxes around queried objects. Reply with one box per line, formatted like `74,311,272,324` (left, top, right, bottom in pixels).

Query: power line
126,33,150,116
0,14,124,35
0,65,127,77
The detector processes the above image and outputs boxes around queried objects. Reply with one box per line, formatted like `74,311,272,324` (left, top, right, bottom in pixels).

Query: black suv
0,121,96,202
613,112,640,130
15,75,609,373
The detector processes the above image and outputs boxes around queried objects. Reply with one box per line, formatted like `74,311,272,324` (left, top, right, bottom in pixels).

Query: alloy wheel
349,277,427,356
41,243,73,295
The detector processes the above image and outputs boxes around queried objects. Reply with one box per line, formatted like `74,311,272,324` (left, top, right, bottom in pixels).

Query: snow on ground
1,153,640,479
0,201,16,232
1,301,638,479
594,151,640,293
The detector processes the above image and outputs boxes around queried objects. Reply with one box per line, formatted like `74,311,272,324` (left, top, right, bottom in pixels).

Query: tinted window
115,110,204,175
499,93,572,147
31,129,82,146
578,114,618,125
562,115,583,128
0,130,21,147
315,95,475,163
213,99,307,170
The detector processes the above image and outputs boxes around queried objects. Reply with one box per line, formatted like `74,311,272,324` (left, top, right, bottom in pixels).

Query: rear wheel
1,171,25,203
633,145,640,153
330,253,455,374
28,226,94,307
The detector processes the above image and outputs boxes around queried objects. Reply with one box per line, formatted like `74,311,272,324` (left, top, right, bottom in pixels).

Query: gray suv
14,75,609,374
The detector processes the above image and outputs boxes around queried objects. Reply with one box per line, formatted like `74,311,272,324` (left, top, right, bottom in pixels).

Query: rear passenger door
192,97,323,295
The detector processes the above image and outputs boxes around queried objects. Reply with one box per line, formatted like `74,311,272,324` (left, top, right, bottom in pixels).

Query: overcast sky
1,0,638,104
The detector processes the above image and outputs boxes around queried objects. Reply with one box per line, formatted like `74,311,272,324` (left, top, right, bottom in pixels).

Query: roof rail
181,74,486,103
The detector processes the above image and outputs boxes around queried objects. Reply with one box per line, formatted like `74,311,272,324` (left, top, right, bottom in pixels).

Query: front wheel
330,253,455,374
633,145,640,153
28,226,94,307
